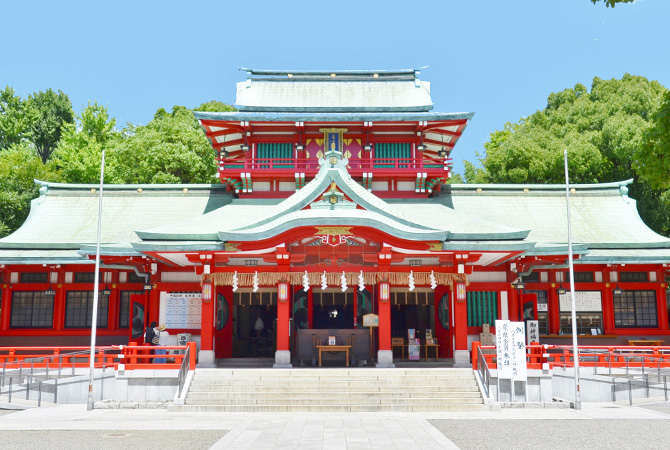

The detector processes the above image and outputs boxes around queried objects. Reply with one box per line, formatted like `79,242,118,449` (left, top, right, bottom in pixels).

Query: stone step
193,368,474,376
169,403,500,413
185,391,482,400
183,397,485,406
188,379,477,388
175,368,487,413
187,384,480,393
191,374,477,382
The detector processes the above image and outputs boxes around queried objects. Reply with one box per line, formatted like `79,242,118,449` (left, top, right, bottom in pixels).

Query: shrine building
1,68,669,367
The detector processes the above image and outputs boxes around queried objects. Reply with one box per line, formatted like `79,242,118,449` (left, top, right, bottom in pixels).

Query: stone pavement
0,401,669,449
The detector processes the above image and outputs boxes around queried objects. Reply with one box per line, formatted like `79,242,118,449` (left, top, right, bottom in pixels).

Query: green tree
591,0,635,6
0,86,34,150
466,74,669,234
0,143,60,236
51,101,122,183
194,100,236,113
113,102,234,184
26,89,75,163
636,91,670,190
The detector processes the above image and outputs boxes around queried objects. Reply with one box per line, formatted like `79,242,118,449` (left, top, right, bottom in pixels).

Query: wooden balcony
218,157,451,177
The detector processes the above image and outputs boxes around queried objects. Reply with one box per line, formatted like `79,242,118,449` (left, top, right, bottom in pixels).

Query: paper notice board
165,292,202,329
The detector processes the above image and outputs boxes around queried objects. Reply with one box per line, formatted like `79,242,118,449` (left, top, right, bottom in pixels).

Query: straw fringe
203,272,468,289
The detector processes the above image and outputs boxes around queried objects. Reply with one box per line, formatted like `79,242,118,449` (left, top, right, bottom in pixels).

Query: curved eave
194,111,475,123
441,241,537,252
235,105,434,113
587,242,670,249
0,242,81,250
78,244,142,257
448,230,530,241
524,243,590,255
135,231,221,241
219,214,448,243
131,241,224,252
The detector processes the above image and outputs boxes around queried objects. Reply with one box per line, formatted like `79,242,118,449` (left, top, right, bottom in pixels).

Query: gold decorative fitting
476,188,482,193
137,188,143,193
287,73,293,78
90,189,96,194
571,188,576,193
330,73,336,78
523,188,529,193
183,188,188,193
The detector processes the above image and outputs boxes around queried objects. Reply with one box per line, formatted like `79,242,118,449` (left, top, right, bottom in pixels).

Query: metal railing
609,363,670,405
0,349,118,407
475,344,492,399
0,343,197,407
176,344,191,399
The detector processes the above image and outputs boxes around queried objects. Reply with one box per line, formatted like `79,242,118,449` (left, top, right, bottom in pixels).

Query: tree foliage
51,102,121,183
0,143,60,237
112,105,219,184
0,86,34,150
591,0,635,6
637,91,670,190
26,89,75,163
466,74,670,235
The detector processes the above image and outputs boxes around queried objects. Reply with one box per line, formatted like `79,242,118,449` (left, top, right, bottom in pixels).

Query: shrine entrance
231,290,277,357
390,290,437,358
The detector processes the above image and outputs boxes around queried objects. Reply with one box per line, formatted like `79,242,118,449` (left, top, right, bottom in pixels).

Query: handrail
220,157,450,171
176,342,197,399
472,342,670,371
0,344,197,408
475,344,491,399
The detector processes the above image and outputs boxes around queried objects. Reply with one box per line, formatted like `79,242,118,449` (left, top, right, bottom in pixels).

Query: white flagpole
87,149,105,411
564,149,581,410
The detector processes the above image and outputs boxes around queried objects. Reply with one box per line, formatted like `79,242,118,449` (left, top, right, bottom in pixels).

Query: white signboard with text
496,320,527,381
165,292,202,329
495,320,513,379
511,322,527,382
527,320,540,344
559,291,602,312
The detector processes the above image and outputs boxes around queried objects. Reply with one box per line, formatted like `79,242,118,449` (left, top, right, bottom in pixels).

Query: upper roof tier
235,67,434,113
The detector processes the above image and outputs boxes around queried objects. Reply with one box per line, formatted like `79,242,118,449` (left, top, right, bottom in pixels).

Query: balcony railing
220,157,450,173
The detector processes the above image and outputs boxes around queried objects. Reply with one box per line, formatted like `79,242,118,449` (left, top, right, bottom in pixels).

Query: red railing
472,341,670,371
220,157,449,172
119,342,196,371
0,342,197,371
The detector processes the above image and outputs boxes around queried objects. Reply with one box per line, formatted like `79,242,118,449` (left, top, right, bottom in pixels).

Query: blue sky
2,0,669,176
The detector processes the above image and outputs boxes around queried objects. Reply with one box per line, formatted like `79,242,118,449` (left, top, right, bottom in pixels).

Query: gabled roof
1,171,669,266
136,150,528,244
0,181,231,263
235,67,433,113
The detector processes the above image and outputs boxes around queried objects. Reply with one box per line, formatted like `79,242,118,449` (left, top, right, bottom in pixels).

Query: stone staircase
168,368,499,412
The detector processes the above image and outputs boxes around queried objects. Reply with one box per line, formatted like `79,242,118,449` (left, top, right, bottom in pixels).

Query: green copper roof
236,67,433,113
0,181,231,251
427,180,670,249
137,151,528,244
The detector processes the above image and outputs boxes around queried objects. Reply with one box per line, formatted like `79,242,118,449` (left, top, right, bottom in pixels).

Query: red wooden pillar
453,282,470,366
602,284,615,333
657,283,669,331
199,282,215,365
376,282,394,367
508,287,519,325
274,282,292,367
1,284,11,331
548,285,561,335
